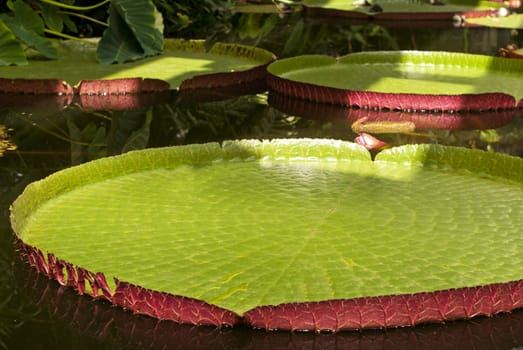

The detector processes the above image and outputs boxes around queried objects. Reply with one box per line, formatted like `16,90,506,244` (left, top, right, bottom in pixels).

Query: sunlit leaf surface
0,39,274,88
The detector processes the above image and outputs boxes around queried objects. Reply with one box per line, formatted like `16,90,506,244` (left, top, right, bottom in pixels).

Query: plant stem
58,11,109,27
44,29,96,44
39,0,110,11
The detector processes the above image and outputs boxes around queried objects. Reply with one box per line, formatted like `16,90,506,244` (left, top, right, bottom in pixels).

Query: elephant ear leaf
97,0,163,64
0,19,27,66
0,0,58,60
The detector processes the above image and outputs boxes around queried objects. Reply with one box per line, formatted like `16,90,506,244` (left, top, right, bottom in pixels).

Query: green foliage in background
153,0,234,40
0,0,163,65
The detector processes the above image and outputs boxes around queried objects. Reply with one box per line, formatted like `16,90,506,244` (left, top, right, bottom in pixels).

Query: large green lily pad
11,139,523,331
267,51,523,111
302,0,505,19
0,39,275,89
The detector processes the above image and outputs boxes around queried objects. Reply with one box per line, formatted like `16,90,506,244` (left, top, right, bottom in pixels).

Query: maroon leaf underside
349,109,515,130
268,92,516,130
17,260,523,350
500,48,523,60
75,78,170,95
179,64,270,90
302,5,500,21
177,79,267,103
0,94,72,112
0,77,170,96
267,74,517,112
0,78,74,95
16,238,523,332
77,91,172,111
16,261,523,349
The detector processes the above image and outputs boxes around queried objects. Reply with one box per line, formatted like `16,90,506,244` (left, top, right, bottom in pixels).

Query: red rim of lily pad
0,78,74,95
266,51,522,112
303,10,502,29
15,238,523,331
0,79,171,111
179,62,271,91
302,1,505,22
17,258,523,349
267,73,516,112
177,79,268,103
0,77,170,96
75,78,170,96
76,91,172,111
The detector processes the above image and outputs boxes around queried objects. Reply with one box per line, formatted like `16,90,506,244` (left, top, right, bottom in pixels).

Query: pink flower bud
355,133,388,150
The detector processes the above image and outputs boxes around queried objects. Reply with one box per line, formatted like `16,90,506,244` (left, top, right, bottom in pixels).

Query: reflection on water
10,260,523,350
0,125,16,157
1,10,523,349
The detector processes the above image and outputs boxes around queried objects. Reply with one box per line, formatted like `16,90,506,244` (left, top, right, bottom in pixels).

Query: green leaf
0,18,27,66
0,1,59,60
42,4,64,33
62,14,78,33
87,126,108,160
107,110,150,154
97,0,163,64
0,14,58,59
113,0,163,55
13,0,45,35
96,3,144,64
122,110,152,153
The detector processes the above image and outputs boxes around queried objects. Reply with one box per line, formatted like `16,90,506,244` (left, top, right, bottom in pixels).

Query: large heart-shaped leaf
11,139,523,331
97,0,163,64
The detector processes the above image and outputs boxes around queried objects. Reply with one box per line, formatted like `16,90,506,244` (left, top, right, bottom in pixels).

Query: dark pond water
1,9,523,349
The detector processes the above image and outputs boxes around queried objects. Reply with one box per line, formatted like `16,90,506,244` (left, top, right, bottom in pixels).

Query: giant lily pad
11,139,523,331
0,39,275,92
267,51,523,111
302,0,506,21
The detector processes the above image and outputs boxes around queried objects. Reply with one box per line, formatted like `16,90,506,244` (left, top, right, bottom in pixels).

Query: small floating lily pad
11,139,523,331
267,51,523,111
